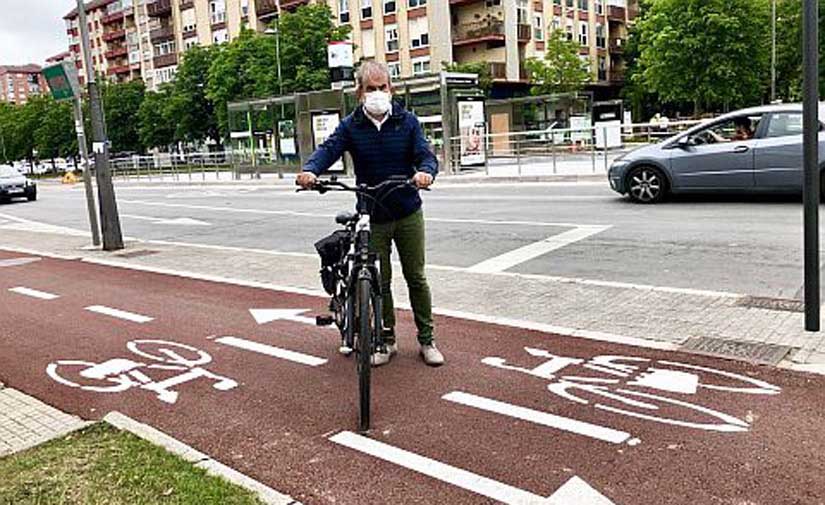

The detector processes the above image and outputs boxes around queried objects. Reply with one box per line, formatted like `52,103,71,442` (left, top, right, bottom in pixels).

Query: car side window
765,113,804,138
692,115,762,145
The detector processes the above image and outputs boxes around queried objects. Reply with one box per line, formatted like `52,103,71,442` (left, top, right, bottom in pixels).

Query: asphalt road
0,181,816,298
1,250,823,505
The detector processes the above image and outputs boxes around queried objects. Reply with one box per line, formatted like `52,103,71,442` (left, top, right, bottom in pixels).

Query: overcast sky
0,1,77,66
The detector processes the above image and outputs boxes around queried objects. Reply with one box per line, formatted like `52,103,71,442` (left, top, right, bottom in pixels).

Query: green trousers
369,209,434,345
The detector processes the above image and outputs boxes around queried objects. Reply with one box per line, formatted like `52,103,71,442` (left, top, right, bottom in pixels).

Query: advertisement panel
457,99,486,166
312,113,344,172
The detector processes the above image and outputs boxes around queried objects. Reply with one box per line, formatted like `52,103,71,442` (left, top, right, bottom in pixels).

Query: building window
339,0,350,23
213,28,228,44
579,22,588,46
598,56,606,81
533,14,544,41
595,0,603,14
155,66,177,84
384,0,396,15
184,38,199,50
361,0,372,19
241,0,249,17
388,62,401,78
182,8,197,33
578,0,588,11
409,16,428,48
516,0,528,25
409,0,426,7
361,28,375,57
412,56,430,75
485,0,501,5
595,23,605,48
210,0,226,24
154,40,176,55
385,24,398,52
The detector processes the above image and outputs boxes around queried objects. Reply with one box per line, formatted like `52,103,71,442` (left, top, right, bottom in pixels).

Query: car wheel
626,166,668,204
26,188,37,201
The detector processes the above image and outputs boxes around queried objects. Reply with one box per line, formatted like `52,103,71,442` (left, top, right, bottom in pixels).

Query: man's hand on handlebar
412,172,433,189
296,171,317,189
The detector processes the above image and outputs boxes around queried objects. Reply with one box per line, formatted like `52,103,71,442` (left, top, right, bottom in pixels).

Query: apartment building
0,65,49,105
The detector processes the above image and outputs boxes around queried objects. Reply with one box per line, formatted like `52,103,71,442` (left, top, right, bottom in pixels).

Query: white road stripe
329,431,615,505
468,225,612,273
9,287,60,300
0,257,41,267
215,336,327,367
442,391,635,445
85,305,154,323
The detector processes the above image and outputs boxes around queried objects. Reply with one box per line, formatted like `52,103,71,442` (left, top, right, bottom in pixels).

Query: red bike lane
0,249,823,505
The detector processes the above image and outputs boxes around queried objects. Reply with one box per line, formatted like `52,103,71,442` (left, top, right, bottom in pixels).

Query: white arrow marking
329,431,616,505
215,336,327,367
249,308,333,329
121,214,211,226
85,305,154,324
9,286,59,300
0,257,41,268
442,391,637,445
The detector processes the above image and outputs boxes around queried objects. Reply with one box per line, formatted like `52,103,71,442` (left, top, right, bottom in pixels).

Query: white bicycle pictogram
46,340,238,404
483,347,781,432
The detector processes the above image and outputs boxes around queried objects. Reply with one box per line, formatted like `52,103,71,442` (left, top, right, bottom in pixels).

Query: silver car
0,165,37,203
608,103,825,203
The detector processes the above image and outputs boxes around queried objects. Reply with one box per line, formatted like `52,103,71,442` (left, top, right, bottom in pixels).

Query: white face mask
364,90,391,117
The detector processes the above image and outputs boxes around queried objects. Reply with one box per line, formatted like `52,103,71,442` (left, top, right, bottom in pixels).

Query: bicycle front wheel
357,276,374,432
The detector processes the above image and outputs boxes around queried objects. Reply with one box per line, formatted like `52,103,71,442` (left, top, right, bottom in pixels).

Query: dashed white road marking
85,305,154,324
121,214,211,226
467,225,612,273
329,430,615,505
215,336,327,367
442,391,636,445
9,286,60,300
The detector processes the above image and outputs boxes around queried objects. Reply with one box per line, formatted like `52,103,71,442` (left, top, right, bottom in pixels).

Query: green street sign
42,62,81,101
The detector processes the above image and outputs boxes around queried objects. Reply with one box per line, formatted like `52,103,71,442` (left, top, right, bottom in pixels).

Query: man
296,61,444,367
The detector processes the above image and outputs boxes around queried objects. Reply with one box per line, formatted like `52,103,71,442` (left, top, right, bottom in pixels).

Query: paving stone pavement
0,383,90,457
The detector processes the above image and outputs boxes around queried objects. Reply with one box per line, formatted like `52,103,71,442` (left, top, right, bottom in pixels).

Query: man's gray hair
356,60,392,88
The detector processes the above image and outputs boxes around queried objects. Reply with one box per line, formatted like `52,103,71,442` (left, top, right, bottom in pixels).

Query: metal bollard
603,126,609,173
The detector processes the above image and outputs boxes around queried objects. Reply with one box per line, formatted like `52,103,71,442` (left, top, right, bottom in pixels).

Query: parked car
0,165,37,202
608,103,825,203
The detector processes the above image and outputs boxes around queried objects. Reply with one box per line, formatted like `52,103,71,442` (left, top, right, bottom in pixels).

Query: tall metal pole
802,0,820,331
72,98,101,246
771,0,776,102
76,0,123,251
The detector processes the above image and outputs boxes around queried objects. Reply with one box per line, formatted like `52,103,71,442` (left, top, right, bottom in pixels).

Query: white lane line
85,305,154,323
121,214,211,226
215,336,327,367
9,287,60,300
468,225,612,274
0,257,41,267
442,391,636,445
249,308,335,330
329,431,615,505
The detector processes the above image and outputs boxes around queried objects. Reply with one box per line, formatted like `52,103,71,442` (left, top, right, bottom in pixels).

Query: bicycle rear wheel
357,276,374,432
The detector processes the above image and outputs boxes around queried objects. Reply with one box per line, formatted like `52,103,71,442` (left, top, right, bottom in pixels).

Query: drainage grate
115,249,160,259
736,296,804,313
680,337,792,366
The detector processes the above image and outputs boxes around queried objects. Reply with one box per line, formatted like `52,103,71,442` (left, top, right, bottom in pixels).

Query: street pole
802,0,820,331
76,0,123,251
72,98,101,246
266,17,285,179
0,131,6,162
771,0,776,102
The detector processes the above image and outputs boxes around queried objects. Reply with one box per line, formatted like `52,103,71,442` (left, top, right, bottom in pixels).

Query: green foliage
773,0,825,101
633,0,770,113
524,30,591,96
138,88,176,151
102,80,146,153
441,61,493,96
34,98,76,161
169,45,221,144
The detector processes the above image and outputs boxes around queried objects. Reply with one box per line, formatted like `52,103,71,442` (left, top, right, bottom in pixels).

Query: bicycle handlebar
296,175,430,194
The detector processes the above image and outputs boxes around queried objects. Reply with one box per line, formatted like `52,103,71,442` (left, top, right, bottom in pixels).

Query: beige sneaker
420,343,444,367
371,342,398,367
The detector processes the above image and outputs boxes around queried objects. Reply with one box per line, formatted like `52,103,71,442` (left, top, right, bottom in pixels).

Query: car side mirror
675,136,693,148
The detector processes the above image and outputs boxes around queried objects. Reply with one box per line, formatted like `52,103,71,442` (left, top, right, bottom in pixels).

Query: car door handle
733,146,750,153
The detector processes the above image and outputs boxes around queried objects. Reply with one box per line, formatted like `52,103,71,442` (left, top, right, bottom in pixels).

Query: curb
103,412,300,505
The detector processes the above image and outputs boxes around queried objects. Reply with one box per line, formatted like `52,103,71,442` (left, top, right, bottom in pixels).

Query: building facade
64,0,638,94
0,65,49,105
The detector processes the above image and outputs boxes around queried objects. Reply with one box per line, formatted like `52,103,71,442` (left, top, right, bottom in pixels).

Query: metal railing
109,150,302,182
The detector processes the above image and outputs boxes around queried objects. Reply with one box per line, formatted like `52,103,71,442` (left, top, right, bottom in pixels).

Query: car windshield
0,166,21,178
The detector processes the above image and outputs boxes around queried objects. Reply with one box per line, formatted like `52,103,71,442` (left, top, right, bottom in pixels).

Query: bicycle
299,175,424,432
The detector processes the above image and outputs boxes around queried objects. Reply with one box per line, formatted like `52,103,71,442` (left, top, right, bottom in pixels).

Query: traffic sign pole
72,98,100,247
803,0,820,331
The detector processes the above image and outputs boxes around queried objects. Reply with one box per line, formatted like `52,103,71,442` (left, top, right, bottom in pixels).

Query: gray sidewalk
1,226,824,376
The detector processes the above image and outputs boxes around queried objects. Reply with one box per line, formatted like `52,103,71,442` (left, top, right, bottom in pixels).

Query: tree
34,98,76,164
279,4,351,93
524,30,591,96
169,45,221,145
102,80,146,153
442,61,494,96
633,0,770,114
138,88,176,151
773,0,825,102
8,96,49,162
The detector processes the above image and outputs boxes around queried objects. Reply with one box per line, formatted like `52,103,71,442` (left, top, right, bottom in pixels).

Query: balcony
102,29,126,42
147,0,172,18
628,3,639,20
609,39,625,53
608,5,626,21
452,19,505,47
610,69,625,83
150,25,175,42
153,52,178,68
105,46,128,59
107,64,131,75
102,10,125,24
517,24,531,42
180,0,195,8
449,0,483,5
255,0,279,19
211,10,227,25
280,0,311,12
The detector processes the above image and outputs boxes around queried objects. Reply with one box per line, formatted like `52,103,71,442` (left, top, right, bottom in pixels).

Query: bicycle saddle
335,211,358,225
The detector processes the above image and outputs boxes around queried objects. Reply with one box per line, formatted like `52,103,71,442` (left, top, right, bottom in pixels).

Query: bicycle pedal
316,315,334,327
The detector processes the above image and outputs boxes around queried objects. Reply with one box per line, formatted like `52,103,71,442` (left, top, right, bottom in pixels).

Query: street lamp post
771,0,776,102
802,0,820,331
265,18,285,179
